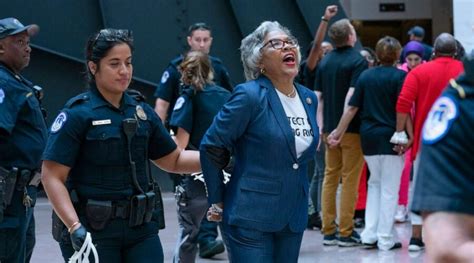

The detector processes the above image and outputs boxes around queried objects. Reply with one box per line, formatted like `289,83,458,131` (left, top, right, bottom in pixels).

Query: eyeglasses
261,38,298,50
92,29,133,48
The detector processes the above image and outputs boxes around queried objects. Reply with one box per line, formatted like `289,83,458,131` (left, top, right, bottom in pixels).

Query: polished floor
32,193,424,262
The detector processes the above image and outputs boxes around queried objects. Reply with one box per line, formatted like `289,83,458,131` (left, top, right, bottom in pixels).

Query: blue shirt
43,85,177,200
0,63,47,170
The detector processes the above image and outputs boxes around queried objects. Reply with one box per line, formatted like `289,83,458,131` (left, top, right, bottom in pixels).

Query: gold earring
260,68,265,74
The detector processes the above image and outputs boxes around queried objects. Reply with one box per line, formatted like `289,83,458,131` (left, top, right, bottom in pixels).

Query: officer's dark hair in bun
85,28,134,83
187,22,211,37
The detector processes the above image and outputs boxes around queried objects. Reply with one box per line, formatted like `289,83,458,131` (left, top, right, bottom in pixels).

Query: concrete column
453,0,474,52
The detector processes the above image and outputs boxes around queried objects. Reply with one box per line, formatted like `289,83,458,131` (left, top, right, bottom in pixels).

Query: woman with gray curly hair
200,21,319,262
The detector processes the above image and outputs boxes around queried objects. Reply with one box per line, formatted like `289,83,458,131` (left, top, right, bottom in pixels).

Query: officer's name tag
92,119,112,126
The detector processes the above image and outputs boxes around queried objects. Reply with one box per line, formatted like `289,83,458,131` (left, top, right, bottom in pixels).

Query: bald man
392,33,464,251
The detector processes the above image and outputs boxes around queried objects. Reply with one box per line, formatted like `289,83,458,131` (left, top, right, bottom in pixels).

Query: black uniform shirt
0,63,48,170
43,85,177,200
154,55,233,122
412,75,474,215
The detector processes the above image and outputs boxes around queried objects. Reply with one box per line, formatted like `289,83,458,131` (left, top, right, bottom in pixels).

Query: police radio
122,118,142,194
122,118,158,227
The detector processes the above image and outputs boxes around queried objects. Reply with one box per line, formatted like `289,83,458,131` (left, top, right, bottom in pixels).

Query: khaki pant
321,133,364,237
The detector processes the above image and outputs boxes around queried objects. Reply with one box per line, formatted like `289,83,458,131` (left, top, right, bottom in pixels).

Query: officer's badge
161,71,170,84
422,96,458,144
173,97,185,111
0,88,4,104
136,105,147,121
51,112,67,133
306,97,312,105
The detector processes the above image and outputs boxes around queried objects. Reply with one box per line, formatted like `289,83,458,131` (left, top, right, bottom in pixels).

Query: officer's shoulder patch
422,96,459,144
51,112,68,133
173,96,186,111
160,71,170,84
0,88,4,104
65,93,89,108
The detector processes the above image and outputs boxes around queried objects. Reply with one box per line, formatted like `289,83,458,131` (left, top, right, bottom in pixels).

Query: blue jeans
223,223,303,263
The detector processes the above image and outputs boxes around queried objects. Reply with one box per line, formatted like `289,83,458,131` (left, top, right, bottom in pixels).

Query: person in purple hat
399,41,426,72
395,40,426,225
0,17,44,263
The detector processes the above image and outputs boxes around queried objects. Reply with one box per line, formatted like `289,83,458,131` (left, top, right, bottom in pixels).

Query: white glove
390,131,408,144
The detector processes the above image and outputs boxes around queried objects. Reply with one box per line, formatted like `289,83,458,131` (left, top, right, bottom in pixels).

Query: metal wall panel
1,0,347,190
0,1,348,93
97,0,244,84
0,0,103,61
229,0,313,50
296,0,348,35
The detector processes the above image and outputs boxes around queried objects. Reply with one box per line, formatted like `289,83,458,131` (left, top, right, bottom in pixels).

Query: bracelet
68,221,80,233
321,16,329,22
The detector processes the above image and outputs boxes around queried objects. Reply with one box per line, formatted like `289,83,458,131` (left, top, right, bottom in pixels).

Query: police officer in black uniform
41,29,200,262
411,50,474,262
170,51,231,263
0,17,45,263
154,22,232,128
154,22,230,258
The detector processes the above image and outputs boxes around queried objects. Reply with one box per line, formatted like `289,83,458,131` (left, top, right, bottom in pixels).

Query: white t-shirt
276,89,314,158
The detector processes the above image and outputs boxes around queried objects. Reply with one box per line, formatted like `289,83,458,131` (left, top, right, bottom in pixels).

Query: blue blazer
200,76,319,233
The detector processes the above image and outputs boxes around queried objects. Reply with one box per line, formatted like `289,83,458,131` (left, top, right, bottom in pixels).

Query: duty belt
111,201,131,219
0,167,40,190
77,200,131,219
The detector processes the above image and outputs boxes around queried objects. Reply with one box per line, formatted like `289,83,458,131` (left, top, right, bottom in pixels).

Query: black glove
204,146,230,170
70,225,87,251
223,156,234,174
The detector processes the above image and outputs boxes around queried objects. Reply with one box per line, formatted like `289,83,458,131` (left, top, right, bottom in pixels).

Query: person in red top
392,33,464,251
